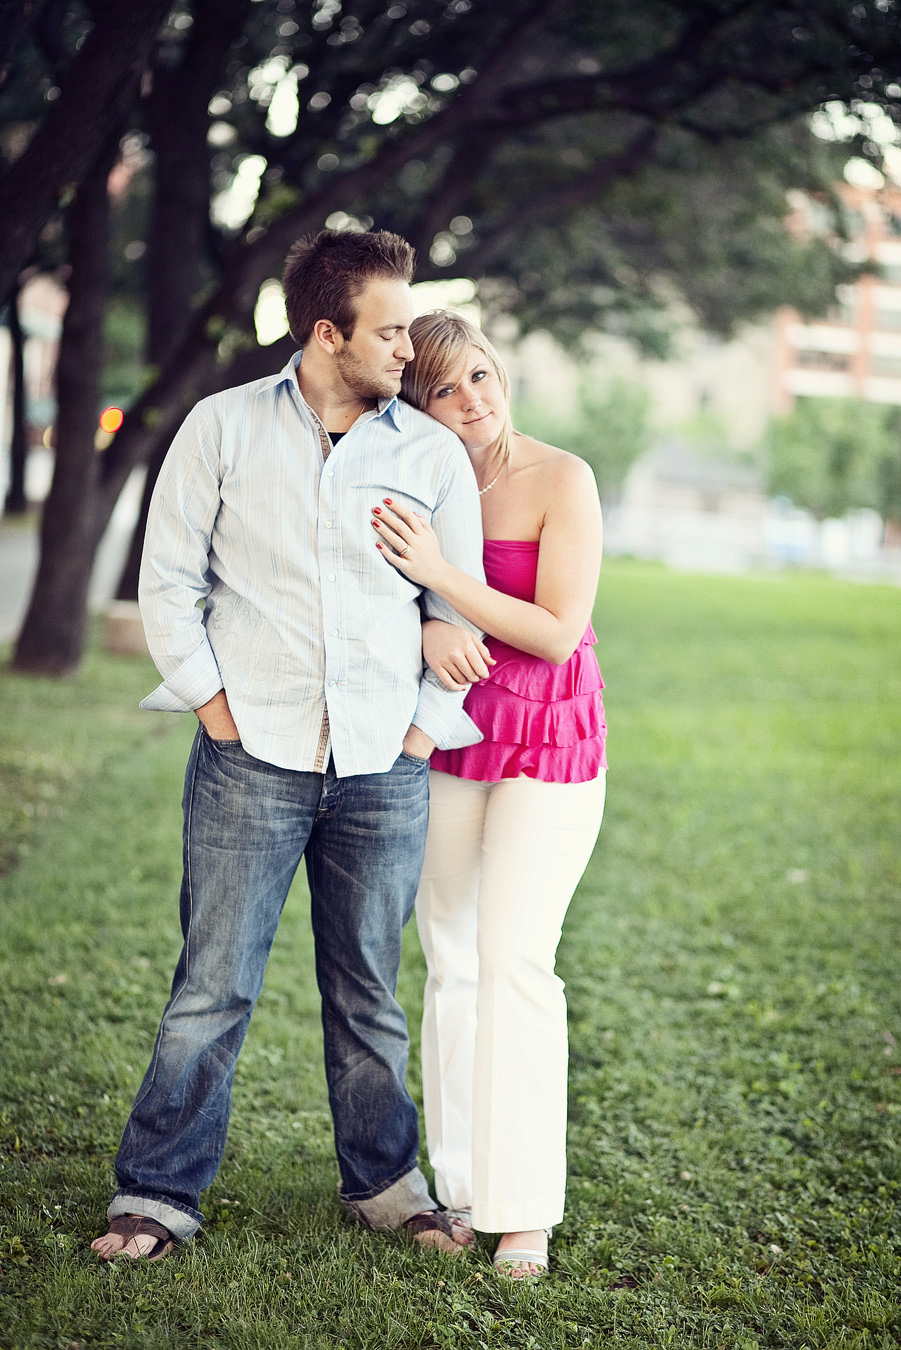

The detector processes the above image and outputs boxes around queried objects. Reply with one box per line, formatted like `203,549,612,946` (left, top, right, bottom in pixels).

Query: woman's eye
472,369,487,382
434,386,453,399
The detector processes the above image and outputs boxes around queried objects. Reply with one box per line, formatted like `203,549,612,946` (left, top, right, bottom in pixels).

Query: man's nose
396,331,415,361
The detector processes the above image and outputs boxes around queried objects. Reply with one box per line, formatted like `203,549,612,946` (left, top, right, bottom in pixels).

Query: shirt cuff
139,640,224,713
412,671,484,751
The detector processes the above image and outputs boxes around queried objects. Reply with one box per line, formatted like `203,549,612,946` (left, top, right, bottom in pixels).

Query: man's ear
312,318,342,355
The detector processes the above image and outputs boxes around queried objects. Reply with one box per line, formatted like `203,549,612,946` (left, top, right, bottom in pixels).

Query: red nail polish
373,506,381,515
383,498,392,505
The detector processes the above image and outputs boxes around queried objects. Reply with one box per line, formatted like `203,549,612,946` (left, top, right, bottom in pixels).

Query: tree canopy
2,0,901,671
764,396,901,521
515,375,653,501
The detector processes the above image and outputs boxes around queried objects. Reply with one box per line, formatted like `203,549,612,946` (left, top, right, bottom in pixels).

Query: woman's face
424,344,506,455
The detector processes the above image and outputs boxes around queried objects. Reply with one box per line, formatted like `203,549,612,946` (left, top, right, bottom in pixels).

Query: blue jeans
109,729,434,1241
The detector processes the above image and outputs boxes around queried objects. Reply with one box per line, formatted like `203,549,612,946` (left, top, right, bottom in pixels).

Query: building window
869,353,901,378
831,284,858,325
793,349,852,371
827,301,857,325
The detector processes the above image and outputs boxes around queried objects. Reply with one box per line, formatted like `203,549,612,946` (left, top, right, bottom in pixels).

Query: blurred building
603,446,885,575
774,182,901,411
499,181,901,578
501,318,775,451
603,441,769,572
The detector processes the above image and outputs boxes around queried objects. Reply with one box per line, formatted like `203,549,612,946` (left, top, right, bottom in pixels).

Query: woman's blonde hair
402,310,515,469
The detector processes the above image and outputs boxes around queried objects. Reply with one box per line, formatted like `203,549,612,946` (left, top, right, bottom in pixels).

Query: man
92,229,489,1262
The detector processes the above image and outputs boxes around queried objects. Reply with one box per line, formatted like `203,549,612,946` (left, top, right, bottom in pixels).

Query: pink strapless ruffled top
430,539,607,784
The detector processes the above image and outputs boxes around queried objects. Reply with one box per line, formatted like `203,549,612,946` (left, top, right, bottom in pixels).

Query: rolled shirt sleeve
413,668,482,750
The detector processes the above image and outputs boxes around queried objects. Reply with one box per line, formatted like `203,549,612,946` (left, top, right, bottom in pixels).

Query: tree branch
422,125,660,282
401,129,504,258
0,0,51,89
0,0,173,308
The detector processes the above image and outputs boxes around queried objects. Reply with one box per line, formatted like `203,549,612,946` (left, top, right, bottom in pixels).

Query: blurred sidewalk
0,517,39,645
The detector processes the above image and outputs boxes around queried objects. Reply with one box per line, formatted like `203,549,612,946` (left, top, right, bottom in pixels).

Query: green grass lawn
0,561,899,1349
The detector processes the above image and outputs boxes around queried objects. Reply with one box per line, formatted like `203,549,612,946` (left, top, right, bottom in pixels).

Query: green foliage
764,396,901,520
6,0,899,353
1,567,900,1347
478,124,858,354
877,432,901,523
514,375,652,499
101,298,148,408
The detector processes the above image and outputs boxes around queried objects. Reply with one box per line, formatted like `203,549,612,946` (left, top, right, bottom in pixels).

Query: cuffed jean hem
108,1191,203,1243
341,1166,436,1230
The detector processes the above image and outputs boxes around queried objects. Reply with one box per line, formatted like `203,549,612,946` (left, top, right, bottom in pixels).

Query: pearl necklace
479,459,507,495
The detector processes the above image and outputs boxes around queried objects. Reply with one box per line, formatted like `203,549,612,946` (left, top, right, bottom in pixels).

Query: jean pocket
398,750,430,766
204,730,243,751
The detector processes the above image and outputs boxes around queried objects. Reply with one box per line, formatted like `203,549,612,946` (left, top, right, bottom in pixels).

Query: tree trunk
113,437,162,603
11,134,119,674
113,0,253,602
4,284,28,514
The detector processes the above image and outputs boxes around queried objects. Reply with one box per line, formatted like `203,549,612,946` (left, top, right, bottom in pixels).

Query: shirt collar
266,350,403,430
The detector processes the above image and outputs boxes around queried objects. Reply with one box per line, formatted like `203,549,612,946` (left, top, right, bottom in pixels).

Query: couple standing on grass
91,228,607,1279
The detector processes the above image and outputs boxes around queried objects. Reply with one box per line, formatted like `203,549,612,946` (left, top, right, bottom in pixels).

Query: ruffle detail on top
458,678,605,750
484,624,601,703
429,538,608,784
430,630,607,783
432,736,606,783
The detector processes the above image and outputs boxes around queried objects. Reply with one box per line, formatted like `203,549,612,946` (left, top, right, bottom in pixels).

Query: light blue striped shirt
138,351,485,776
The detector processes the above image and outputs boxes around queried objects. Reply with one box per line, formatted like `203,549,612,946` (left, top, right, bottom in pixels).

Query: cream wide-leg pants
415,769,606,1233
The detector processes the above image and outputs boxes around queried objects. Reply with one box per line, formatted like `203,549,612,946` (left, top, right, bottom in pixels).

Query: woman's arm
373,454,603,665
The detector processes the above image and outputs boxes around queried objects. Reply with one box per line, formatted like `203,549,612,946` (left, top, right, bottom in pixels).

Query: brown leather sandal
106,1213,175,1262
444,1207,476,1248
402,1209,467,1256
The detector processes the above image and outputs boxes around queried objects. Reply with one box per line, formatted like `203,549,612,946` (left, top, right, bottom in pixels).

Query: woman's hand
372,499,451,591
422,619,495,691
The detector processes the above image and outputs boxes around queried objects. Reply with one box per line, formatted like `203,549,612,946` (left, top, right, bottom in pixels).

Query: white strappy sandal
492,1228,552,1279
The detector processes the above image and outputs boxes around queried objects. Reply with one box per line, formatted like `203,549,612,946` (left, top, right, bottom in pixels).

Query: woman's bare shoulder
515,434,597,493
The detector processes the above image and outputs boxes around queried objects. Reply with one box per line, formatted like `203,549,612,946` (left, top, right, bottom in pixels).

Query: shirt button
331,629,339,636
325,521,333,528
327,574,336,582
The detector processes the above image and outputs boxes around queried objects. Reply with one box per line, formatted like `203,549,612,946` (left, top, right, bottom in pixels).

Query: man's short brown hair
282,229,416,346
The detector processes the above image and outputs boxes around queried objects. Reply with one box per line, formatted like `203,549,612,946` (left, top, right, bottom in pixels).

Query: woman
371,311,607,1277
